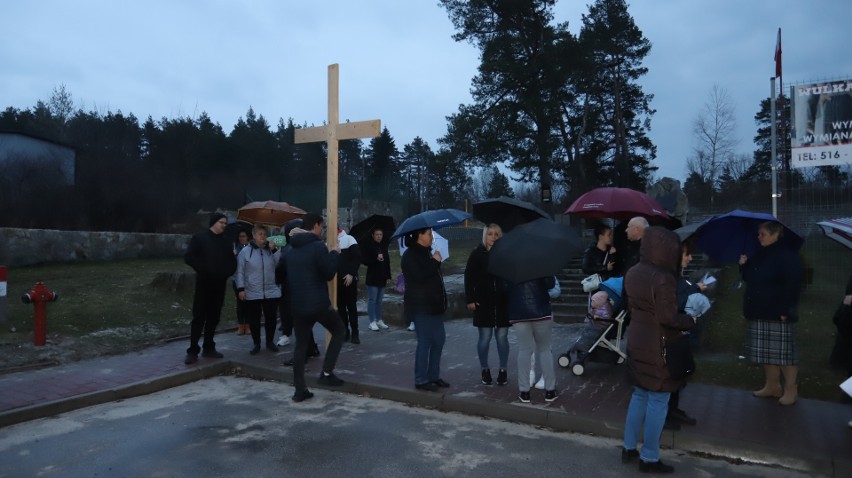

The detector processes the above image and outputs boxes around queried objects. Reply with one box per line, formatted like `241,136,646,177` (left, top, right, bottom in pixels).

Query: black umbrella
391,208,471,239
350,214,396,246
472,196,552,232
488,218,584,283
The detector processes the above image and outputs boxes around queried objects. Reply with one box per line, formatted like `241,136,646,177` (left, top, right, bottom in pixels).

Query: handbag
581,273,601,293
664,334,695,380
580,250,609,293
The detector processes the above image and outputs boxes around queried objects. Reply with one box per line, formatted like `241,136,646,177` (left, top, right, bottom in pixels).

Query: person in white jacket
235,224,282,355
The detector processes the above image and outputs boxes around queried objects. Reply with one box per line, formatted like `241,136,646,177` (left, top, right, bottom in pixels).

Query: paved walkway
1,319,850,477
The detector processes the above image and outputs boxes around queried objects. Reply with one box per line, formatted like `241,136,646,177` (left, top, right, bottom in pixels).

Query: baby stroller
558,276,627,376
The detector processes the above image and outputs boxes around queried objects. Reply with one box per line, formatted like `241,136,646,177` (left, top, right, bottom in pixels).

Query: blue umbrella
391,208,472,239
694,209,804,264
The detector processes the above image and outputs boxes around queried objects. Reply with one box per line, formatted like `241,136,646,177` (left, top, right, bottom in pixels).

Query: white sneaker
534,377,545,390
276,335,291,346
408,323,416,331
376,320,390,329
368,322,380,332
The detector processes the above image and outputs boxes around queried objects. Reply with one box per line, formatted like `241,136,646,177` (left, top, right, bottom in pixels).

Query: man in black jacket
183,213,237,364
279,212,346,402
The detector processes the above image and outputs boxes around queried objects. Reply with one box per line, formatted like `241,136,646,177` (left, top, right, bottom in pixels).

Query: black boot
351,332,360,344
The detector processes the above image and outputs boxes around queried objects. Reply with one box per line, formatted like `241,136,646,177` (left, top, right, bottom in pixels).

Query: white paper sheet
841,376,852,398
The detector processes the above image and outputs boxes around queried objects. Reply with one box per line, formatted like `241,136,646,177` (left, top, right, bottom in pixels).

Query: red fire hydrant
21,282,58,346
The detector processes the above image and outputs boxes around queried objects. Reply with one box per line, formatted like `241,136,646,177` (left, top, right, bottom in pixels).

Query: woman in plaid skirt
739,221,803,405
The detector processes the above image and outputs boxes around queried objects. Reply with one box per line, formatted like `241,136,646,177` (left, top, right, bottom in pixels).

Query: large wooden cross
294,63,380,305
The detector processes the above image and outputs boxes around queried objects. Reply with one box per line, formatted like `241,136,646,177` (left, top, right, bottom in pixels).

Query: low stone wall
0,228,189,267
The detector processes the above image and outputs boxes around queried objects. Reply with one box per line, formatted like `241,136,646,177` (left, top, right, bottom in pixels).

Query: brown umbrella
236,201,306,226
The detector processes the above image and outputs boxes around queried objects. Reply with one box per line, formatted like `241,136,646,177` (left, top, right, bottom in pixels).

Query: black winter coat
464,245,509,328
361,240,391,286
279,232,339,317
338,244,362,279
506,276,555,323
184,229,237,280
582,243,614,280
401,242,447,316
740,241,803,322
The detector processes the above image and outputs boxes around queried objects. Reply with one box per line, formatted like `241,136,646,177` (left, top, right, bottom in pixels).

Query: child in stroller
558,277,627,376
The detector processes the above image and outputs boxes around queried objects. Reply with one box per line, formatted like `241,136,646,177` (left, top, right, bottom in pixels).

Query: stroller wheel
558,354,571,368
572,363,584,376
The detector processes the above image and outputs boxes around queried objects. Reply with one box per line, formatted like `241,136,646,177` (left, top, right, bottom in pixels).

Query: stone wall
0,228,189,267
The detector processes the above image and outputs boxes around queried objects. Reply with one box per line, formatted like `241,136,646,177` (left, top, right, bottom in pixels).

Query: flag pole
770,76,778,218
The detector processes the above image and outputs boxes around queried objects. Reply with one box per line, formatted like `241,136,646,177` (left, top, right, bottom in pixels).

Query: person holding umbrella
402,227,449,392
739,221,804,406
464,224,510,386
582,223,617,281
235,224,281,355
362,228,392,331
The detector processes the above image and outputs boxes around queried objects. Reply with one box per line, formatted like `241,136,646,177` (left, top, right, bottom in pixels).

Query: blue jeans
623,386,670,463
477,327,509,369
367,286,384,323
412,312,446,385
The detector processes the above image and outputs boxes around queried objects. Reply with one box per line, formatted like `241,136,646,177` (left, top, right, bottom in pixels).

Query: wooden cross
294,63,380,306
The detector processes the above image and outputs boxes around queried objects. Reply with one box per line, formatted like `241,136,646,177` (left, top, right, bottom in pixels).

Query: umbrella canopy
391,208,471,239
223,220,253,244
350,214,396,246
472,196,551,232
694,209,804,264
236,200,306,227
398,230,450,261
673,220,709,243
564,187,670,221
487,218,584,283
817,217,852,250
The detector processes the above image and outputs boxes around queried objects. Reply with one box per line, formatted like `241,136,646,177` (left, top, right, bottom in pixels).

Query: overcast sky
3,1,851,184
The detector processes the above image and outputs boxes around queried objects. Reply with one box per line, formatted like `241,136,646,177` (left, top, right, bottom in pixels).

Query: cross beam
294,63,381,310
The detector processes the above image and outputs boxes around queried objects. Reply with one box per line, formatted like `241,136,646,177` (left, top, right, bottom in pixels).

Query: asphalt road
0,377,817,478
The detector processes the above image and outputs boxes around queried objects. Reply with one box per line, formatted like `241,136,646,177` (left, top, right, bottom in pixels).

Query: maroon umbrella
236,200,306,226
564,187,670,221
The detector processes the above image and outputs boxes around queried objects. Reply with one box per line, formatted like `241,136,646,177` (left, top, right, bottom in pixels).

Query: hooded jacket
464,244,510,328
235,241,281,300
280,231,339,316
623,227,695,392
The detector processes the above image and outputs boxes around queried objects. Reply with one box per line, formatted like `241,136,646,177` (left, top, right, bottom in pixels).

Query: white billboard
790,79,852,168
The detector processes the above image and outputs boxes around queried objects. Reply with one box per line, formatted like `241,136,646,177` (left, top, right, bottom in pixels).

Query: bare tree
689,85,739,190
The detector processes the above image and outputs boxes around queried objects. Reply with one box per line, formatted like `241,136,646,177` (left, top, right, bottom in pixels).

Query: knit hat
209,212,227,227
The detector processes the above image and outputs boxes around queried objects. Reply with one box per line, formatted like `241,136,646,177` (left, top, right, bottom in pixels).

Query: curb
2,359,847,477
0,361,230,429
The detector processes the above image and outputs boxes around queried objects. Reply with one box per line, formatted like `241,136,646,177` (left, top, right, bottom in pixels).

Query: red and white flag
774,28,782,78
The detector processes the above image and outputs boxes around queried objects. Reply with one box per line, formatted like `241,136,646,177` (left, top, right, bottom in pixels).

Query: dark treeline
0,88,471,232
